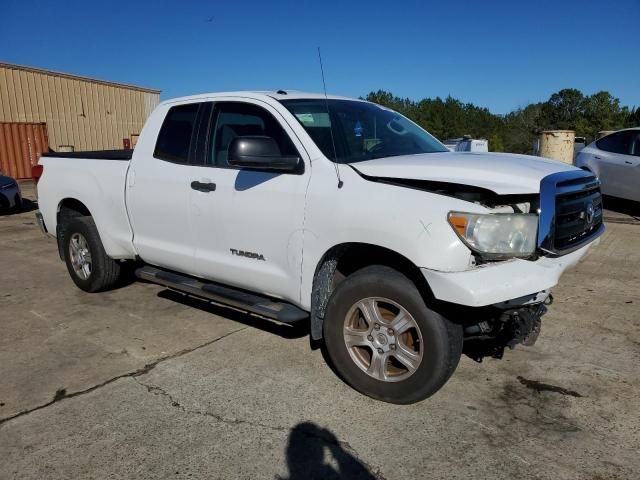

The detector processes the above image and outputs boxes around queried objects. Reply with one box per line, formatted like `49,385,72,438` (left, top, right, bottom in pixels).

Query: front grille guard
538,170,605,255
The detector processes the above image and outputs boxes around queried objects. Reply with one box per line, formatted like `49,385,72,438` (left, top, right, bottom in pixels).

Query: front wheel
323,265,463,404
61,217,121,292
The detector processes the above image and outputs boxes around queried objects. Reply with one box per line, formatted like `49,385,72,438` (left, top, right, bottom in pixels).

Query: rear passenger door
127,102,210,275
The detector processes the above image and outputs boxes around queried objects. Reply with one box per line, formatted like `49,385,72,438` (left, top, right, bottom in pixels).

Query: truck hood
350,152,578,195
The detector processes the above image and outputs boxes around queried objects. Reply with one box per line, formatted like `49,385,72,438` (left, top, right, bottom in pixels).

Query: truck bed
37,152,136,259
42,149,133,160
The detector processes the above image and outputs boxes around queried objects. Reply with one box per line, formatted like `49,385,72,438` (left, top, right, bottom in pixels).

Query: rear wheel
62,217,121,292
323,265,463,404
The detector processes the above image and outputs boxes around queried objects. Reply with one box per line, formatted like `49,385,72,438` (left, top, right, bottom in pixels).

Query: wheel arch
309,242,433,340
58,197,92,217
56,198,93,260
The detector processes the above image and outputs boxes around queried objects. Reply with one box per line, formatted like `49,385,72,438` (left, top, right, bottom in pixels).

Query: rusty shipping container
0,122,49,179
0,62,160,154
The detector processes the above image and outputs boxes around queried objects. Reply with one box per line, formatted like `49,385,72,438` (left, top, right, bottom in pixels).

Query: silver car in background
575,128,640,203
0,173,22,213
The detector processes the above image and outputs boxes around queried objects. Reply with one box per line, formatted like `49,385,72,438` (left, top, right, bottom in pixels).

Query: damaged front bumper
461,298,551,362
421,241,598,361
420,241,596,308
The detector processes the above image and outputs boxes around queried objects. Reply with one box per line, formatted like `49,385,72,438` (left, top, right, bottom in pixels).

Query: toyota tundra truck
33,91,604,404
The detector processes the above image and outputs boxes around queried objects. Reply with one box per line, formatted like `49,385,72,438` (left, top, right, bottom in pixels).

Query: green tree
539,88,585,130
625,107,640,128
503,103,542,154
364,88,634,154
581,91,627,137
488,133,505,152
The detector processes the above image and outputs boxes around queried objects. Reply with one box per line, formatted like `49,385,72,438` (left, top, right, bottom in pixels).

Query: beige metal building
0,62,160,155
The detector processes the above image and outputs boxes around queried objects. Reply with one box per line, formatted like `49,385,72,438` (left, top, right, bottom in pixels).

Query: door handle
191,181,216,192
624,160,633,165
594,156,601,160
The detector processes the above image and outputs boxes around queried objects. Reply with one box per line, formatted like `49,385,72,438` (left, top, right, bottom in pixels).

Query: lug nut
367,335,373,341
377,348,384,354
374,323,380,330
387,328,394,335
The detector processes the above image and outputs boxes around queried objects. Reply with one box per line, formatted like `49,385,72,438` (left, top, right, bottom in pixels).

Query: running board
135,266,308,324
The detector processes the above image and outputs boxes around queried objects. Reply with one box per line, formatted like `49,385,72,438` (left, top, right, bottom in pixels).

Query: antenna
317,47,343,189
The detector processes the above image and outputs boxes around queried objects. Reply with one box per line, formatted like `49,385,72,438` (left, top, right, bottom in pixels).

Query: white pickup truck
34,91,604,404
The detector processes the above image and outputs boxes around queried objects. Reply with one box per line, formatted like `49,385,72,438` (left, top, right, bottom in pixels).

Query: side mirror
228,136,300,172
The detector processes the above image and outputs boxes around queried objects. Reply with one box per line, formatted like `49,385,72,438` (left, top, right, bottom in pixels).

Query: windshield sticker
295,113,316,125
354,120,363,137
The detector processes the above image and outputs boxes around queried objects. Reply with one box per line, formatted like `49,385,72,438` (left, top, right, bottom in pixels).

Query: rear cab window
154,103,200,163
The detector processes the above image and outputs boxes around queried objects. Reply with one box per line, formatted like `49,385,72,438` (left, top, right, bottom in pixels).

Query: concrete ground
1,183,638,480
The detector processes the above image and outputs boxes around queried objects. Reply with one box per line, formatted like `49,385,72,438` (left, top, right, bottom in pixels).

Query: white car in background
576,128,640,202
442,136,489,153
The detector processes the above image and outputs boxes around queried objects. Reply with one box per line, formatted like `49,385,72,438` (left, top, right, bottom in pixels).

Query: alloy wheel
343,297,423,382
69,232,92,280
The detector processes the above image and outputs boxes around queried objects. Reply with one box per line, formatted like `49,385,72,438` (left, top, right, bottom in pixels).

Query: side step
135,266,308,324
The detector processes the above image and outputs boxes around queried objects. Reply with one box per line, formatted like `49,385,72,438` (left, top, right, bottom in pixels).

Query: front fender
299,162,481,309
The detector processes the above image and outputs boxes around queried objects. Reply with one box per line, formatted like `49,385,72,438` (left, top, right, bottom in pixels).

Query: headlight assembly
448,211,538,258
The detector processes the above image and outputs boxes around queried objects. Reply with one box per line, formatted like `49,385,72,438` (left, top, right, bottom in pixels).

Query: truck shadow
602,195,640,220
0,198,38,216
156,289,309,340
234,170,280,191
278,422,377,480
19,198,39,214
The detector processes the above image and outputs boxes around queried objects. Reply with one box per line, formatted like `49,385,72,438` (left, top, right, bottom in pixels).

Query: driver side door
190,99,311,304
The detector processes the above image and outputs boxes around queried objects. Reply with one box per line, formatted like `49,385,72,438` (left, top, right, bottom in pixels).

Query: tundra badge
230,249,266,261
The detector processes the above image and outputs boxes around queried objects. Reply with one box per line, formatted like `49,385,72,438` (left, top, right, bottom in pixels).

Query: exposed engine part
506,304,546,348
494,291,551,309
487,202,531,214
462,303,547,362
521,315,541,346
463,321,492,336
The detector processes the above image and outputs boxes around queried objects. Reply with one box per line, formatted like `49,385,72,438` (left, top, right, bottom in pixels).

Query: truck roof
160,90,364,106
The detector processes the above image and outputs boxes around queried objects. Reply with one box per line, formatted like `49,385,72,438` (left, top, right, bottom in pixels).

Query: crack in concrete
0,326,248,427
2,322,387,479
133,377,388,480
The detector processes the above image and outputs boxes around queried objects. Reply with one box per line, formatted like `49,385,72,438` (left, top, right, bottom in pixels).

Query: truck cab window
154,103,200,163
209,102,298,167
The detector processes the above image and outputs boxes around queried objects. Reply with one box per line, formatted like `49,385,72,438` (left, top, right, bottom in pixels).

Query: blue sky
1,0,638,113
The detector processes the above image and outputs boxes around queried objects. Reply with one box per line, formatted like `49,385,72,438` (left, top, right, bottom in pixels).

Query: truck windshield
280,99,447,163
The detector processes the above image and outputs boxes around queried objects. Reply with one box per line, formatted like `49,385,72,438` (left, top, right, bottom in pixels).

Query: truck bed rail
42,149,133,160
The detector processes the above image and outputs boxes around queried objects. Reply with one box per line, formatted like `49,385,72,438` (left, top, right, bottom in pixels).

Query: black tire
61,216,121,292
323,265,463,404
